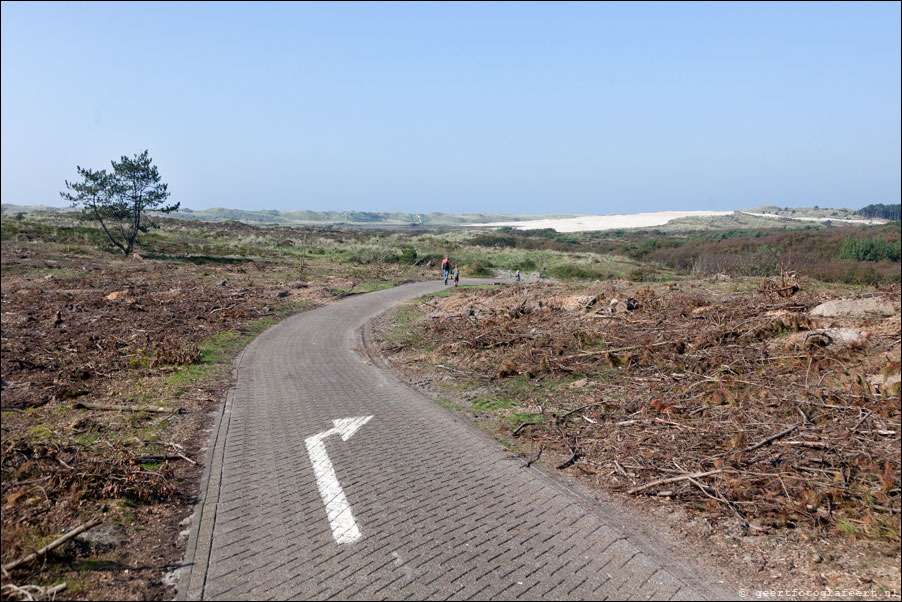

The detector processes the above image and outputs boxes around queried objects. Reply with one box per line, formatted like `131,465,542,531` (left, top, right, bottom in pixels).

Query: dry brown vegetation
2,211,900,599
0,220,427,600
470,222,901,286
377,278,901,596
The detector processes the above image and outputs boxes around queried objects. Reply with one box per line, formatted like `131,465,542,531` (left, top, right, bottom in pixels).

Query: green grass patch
75,432,102,447
471,396,517,412
439,379,480,391
837,520,860,536
494,375,536,397
25,424,54,442
383,302,430,349
417,284,492,303
329,278,398,296
434,397,463,411
507,412,544,423
122,421,169,447
495,437,525,454
165,319,277,388
161,301,315,403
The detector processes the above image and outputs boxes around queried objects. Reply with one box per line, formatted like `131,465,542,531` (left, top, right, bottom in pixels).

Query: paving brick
178,282,735,601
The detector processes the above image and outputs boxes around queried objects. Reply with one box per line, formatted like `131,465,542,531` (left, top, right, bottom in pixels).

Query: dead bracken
378,278,901,594
0,229,419,599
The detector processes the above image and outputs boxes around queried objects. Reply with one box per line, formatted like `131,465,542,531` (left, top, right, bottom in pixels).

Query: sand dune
469,210,886,233
469,210,733,233
741,212,885,226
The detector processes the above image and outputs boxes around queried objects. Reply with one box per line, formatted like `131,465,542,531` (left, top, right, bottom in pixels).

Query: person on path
453,264,460,287
515,270,521,282
442,256,450,285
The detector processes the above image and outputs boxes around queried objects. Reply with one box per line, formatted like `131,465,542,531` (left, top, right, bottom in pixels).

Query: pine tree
62,151,178,255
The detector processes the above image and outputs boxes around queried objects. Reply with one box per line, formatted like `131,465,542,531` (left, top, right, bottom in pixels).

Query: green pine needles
61,150,178,255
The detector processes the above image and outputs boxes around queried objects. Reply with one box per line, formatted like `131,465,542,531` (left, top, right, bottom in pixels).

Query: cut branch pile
389,280,901,539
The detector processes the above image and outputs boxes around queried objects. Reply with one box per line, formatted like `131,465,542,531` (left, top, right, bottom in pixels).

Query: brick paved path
178,281,734,600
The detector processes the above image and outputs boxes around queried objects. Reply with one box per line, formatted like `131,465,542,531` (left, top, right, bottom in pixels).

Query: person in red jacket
442,256,450,285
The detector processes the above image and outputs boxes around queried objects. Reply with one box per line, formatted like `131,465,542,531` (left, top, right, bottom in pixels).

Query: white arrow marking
304,415,373,544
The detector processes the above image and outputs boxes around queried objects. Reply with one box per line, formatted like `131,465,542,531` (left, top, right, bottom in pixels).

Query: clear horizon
2,2,900,214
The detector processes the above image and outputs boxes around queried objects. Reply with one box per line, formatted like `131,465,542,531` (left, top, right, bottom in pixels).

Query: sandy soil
469,210,734,232
469,210,888,232
742,213,887,226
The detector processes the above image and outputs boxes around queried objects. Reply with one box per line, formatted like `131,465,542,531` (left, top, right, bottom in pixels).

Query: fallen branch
209,304,236,314
558,401,604,421
561,340,675,361
174,452,197,465
133,454,195,464
628,470,727,495
167,443,198,464
513,421,540,437
557,439,580,470
613,460,636,478
0,582,67,601
686,477,765,532
776,441,828,449
852,410,873,432
525,445,543,468
73,402,181,414
2,519,102,574
744,424,801,453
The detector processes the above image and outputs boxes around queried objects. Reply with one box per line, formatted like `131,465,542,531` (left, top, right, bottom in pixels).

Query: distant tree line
858,204,901,221
837,237,901,263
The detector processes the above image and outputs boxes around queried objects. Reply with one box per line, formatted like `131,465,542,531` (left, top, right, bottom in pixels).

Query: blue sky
2,1,899,214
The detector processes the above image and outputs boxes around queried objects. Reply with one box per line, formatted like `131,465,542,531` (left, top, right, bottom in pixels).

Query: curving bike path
178,281,735,601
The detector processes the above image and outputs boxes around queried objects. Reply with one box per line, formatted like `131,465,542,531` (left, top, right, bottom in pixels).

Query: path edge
357,298,741,601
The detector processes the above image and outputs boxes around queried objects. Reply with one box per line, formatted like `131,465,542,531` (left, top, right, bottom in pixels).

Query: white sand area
741,212,886,226
469,211,733,233
469,210,886,233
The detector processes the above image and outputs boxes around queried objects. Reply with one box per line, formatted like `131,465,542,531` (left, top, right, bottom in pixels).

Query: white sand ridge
468,210,732,233
469,210,886,233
